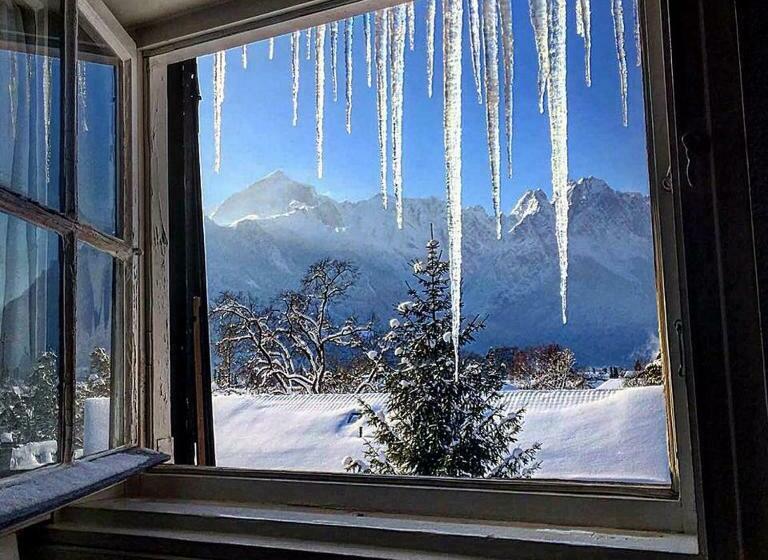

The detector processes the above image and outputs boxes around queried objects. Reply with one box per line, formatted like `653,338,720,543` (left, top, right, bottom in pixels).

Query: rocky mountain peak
210,170,321,225
203,171,657,365
509,188,552,231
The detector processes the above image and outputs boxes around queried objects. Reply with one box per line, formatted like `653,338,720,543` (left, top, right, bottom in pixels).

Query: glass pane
75,243,121,457
0,212,61,475
200,3,670,484
77,19,120,236
0,1,62,209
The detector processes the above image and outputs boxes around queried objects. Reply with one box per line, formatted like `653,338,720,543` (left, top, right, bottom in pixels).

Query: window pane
75,243,121,457
0,1,62,209
199,3,670,484
77,20,120,236
0,212,60,475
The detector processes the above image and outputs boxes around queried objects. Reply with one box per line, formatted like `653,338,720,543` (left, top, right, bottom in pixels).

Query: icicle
365,13,373,87
315,24,326,178
306,27,312,60
213,51,226,173
330,21,339,102
291,30,300,126
8,53,17,135
499,0,514,178
345,17,354,133
633,0,641,66
391,4,407,229
242,45,248,69
43,55,52,185
426,0,436,98
575,0,591,86
375,9,389,209
77,60,88,132
268,37,275,60
612,0,628,126
482,0,502,240
547,0,569,324
468,0,483,104
407,2,416,51
528,0,549,113
443,0,463,379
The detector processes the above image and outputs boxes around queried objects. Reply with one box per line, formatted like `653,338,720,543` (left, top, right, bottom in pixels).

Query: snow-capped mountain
205,171,657,365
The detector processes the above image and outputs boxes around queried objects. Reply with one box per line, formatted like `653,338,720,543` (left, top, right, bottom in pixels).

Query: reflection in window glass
0,212,60,475
200,1,670,483
75,243,120,457
77,21,119,236
0,0,62,209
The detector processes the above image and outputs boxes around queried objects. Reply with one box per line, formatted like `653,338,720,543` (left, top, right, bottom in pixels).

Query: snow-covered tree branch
211,259,375,394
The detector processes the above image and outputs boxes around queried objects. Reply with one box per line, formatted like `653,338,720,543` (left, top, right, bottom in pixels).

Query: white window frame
141,0,701,550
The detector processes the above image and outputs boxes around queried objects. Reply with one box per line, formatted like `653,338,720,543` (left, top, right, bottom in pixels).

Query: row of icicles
210,0,643,378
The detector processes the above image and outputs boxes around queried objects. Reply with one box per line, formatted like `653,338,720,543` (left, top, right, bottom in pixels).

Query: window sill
25,495,699,559
0,447,168,535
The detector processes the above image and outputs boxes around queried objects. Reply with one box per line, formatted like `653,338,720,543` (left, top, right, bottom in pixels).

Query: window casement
142,0,702,553
0,0,144,485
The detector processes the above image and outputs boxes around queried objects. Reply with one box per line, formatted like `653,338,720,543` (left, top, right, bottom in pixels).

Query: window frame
143,0,701,546
0,0,140,468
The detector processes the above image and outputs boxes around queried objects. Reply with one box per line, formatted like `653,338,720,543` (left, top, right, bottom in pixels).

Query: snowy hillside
211,386,670,484
204,171,657,364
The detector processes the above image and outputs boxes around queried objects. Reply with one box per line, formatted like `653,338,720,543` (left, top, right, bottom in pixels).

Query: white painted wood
147,60,173,458
59,497,700,557
139,0,403,63
78,0,138,60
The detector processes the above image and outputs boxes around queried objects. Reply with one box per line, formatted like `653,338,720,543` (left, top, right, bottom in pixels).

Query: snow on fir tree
346,235,540,478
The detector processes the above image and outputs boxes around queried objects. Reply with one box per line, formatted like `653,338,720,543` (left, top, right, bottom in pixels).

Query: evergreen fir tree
22,352,58,443
350,236,540,478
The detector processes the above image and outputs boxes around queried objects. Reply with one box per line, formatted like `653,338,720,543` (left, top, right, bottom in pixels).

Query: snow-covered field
212,386,670,484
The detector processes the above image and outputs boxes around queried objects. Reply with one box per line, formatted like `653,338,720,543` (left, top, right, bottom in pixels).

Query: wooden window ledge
0,448,167,535
22,494,699,559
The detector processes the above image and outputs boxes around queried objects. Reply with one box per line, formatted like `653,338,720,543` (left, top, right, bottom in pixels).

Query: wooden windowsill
24,493,699,559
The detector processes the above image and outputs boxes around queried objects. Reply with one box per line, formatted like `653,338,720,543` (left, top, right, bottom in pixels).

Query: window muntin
191,0,672,485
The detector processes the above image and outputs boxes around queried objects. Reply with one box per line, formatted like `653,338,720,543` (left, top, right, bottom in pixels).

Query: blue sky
198,1,647,213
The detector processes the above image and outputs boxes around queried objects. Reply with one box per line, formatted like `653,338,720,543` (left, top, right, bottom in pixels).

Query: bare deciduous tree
211,259,374,394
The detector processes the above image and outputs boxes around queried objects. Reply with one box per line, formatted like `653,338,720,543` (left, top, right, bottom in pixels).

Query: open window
145,0,699,545
0,0,163,534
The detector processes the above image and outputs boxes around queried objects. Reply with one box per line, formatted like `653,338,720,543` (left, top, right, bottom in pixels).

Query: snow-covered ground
212,386,670,484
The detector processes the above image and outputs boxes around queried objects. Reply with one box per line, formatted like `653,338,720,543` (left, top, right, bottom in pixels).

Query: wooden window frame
142,0,711,553
0,0,140,466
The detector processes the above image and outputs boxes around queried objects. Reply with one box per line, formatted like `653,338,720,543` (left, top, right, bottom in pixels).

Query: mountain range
205,171,658,365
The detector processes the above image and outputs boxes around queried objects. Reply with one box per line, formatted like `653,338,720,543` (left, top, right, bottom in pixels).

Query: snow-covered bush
624,353,663,387
0,348,112,457
351,237,540,478
0,352,58,446
492,344,584,390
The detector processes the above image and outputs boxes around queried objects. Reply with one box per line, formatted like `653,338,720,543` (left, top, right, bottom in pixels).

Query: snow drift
211,386,670,484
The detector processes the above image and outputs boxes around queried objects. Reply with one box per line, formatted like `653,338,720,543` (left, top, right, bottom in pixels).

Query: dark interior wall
738,1,768,369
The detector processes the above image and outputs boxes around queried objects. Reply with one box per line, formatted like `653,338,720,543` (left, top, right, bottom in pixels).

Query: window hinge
661,166,673,192
674,319,687,378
